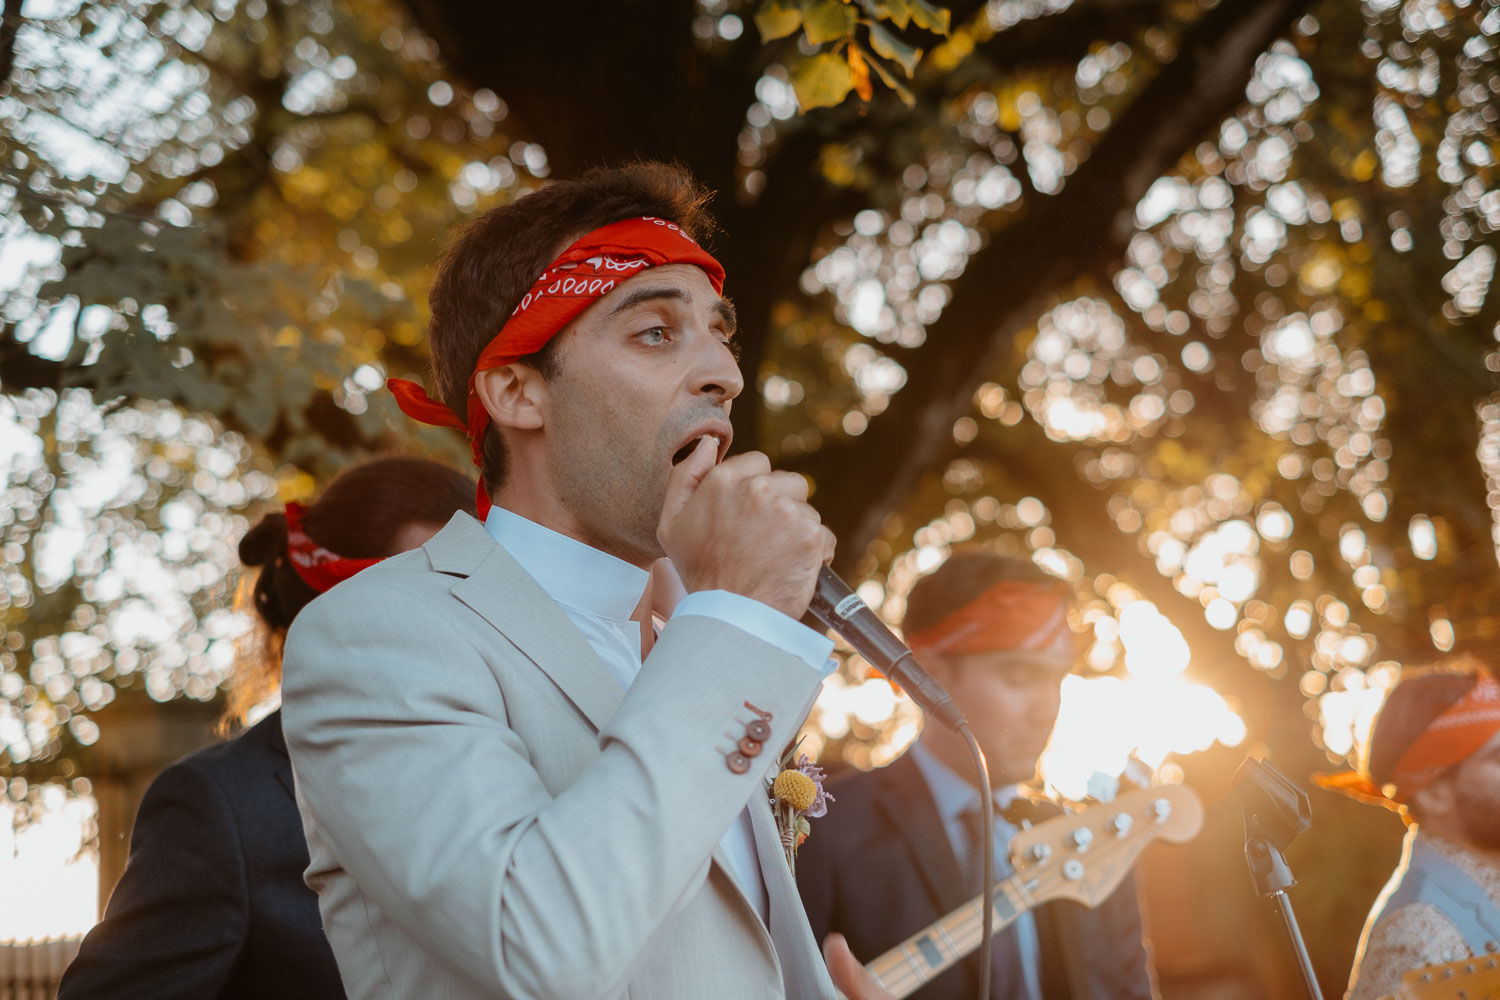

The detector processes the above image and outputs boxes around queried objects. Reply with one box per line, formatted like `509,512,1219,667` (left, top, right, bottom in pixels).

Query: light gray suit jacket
281,513,840,1000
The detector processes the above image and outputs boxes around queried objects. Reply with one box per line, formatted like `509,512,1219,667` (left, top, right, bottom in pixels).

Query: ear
474,364,547,432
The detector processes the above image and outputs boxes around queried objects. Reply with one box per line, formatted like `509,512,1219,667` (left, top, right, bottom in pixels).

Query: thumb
658,434,718,531
823,933,888,1000
647,559,688,617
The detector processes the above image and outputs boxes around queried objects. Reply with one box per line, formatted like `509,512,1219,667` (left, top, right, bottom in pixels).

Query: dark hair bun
239,512,289,568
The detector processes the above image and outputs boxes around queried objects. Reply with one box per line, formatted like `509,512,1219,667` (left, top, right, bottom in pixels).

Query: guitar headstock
1396,952,1500,1000
1007,783,1204,908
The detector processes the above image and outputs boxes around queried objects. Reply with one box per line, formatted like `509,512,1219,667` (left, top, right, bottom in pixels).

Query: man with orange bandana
1316,661,1500,1000
798,551,1157,999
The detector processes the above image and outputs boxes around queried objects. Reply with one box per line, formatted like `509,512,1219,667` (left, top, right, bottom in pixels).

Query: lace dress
1345,829,1500,1000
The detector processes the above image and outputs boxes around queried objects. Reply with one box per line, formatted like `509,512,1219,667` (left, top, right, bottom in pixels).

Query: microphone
806,567,967,732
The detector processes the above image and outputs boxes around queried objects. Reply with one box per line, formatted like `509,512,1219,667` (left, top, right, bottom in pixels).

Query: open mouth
671,431,726,466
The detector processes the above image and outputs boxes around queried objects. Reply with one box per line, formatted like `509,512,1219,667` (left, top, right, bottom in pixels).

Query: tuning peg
1085,772,1120,802
1062,860,1084,881
1110,813,1133,837
1147,797,1172,823
1068,828,1093,851
1122,755,1155,789
1028,843,1052,863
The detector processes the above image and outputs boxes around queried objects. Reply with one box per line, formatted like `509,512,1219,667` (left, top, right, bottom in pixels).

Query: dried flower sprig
767,740,834,875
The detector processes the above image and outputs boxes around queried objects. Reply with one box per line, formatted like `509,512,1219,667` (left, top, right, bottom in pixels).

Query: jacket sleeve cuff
672,590,835,675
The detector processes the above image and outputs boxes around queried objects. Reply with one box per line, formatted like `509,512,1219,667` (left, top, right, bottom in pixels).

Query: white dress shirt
908,739,1043,1000
484,506,835,923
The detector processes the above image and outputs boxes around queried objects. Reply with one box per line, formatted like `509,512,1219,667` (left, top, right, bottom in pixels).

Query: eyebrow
607,285,689,316
607,285,739,339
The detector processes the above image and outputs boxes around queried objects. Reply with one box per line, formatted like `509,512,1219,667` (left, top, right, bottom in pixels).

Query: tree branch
0,0,23,92
976,0,1165,72
805,0,1317,568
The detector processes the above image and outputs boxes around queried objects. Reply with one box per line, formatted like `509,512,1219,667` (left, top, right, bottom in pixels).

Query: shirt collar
484,506,648,622
908,738,1020,822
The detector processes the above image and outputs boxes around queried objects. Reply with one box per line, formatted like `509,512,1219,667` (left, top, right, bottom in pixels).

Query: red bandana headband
283,502,382,593
387,217,726,514
1315,672,1500,809
905,579,1076,658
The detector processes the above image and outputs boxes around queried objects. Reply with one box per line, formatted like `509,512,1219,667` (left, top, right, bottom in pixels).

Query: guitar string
860,792,1186,997
865,830,1140,997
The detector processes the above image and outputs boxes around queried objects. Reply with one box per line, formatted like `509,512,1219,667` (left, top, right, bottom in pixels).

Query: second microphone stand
1233,757,1324,1000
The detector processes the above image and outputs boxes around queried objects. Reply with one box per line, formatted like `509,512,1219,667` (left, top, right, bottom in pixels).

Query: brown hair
426,161,717,489
902,550,1069,636
1365,659,1486,796
224,456,477,726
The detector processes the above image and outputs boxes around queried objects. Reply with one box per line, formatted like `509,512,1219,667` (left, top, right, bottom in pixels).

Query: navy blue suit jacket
58,711,346,1000
796,752,1156,1000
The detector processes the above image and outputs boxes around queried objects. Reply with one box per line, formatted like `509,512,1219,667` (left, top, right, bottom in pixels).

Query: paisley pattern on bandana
386,217,726,516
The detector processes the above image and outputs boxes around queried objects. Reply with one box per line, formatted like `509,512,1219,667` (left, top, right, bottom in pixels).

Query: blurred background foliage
1,0,1498,982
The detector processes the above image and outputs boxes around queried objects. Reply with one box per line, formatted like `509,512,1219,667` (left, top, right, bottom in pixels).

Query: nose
692,331,744,404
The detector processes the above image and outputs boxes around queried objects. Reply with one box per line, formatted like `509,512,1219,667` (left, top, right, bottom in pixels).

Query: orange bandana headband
1316,672,1500,808
905,579,1075,658
284,502,382,593
386,217,725,515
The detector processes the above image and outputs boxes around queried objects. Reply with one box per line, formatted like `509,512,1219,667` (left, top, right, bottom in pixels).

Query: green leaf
791,51,855,109
866,21,920,76
908,0,950,34
801,0,858,45
755,0,803,41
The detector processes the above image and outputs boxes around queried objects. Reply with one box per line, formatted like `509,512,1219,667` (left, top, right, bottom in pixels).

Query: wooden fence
0,938,81,1000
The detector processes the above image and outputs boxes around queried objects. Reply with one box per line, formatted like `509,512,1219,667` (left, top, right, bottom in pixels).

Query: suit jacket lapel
426,515,624,733
875,752,972,917
748,791,835,999
424,516,819,991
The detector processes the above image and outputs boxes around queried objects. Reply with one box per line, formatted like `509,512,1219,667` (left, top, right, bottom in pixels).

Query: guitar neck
829,785,1204,1000
861,872,1036,1000
1397,951,1500,999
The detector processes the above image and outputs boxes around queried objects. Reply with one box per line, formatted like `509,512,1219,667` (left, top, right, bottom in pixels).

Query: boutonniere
767,740,834,876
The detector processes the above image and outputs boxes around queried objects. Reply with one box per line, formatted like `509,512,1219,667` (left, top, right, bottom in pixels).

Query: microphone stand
808,574,996,1000
1233,758,1323,1000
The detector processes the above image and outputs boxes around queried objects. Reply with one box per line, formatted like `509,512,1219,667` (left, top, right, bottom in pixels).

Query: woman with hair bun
59,456,477,1000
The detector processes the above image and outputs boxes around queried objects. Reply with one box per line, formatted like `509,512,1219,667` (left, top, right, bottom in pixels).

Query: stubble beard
548,414,669,567
553,445,665,566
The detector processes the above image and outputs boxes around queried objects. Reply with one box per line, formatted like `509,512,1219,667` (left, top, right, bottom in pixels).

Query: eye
638,326,669,346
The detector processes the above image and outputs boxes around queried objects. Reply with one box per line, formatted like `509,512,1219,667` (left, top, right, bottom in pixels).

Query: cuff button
746,719,772,742
726,752,751,774
738,737,763,757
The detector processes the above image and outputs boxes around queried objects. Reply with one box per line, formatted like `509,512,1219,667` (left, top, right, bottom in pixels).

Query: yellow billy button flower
773,769,818,812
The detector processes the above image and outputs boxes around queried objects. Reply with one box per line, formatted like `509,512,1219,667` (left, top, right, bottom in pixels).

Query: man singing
798,551,1156,999
1318,661,1500,1000
280,163,883,999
